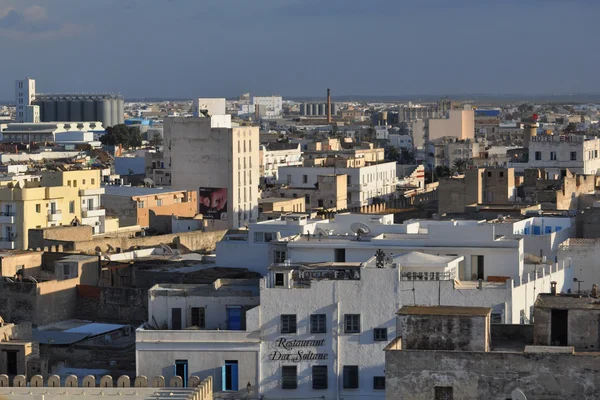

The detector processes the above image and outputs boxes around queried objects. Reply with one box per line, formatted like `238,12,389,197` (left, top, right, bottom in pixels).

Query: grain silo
97,99,112,127
116,98,124,124
110,98,119,127
69,99,83,121
83,99,96,121
44,100,57,121
56,99,69,121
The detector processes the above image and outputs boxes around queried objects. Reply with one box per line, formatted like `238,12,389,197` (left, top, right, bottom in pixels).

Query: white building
15,78,36,123
260,142,302,183
0,121,104,143
388,134,413,150
164,116,259,229
513,134,600,176
193,98,226,117
277,162,398,208
253,96,283,118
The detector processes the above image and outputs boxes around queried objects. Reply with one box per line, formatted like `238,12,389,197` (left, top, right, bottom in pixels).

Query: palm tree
452,158,467,175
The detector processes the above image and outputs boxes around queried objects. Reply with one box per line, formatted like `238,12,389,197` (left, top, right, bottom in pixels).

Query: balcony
79,188,105,196
348,183,366,192
82,206,105,218
0,212,15,224
0,236,16,250
47,210,62,222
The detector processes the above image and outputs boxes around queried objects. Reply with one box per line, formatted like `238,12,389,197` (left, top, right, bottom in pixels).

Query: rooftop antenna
350,222,371,241
316,227,329,241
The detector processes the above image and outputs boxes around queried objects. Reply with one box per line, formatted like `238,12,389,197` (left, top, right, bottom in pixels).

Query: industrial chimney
523,114,539,149
327,88,332,124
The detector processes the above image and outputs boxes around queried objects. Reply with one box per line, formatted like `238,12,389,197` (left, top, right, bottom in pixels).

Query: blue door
227,307,241,330
533,226,541,235
222,361,239,391
545,226,552,234
174,360,188,387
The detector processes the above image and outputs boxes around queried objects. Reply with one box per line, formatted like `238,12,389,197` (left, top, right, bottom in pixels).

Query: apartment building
15,77,36,123
259,142,302,184
164,116,260,229
428,109,475,141
103,186,197,233
277,161,397,208
0,169,105,250
253,96,283,118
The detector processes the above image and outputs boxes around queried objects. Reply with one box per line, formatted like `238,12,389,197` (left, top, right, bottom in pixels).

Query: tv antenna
316,227,329,241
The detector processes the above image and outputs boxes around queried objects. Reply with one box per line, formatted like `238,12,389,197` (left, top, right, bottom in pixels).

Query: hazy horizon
0,0,598,101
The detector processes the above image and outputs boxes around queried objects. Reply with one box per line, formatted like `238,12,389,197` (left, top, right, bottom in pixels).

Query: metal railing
0,212,15,217
401,271,454,281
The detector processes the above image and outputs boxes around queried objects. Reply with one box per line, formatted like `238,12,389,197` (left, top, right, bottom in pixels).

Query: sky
0,0,598,100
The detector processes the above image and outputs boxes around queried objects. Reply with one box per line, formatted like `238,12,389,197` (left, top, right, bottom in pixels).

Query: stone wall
76,285,147,323
29,226,93,250
385,348,600,400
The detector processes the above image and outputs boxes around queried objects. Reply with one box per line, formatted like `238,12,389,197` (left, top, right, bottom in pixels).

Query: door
5,350,17,375
551,309,568,346
471,255,484,280
4,204,11,216
222,361,239,391
174,360,188,387
227,307,241,330
334,248,346,262
50,202,57,214
5,226,12,240
87,198,94,210
171,308,182,330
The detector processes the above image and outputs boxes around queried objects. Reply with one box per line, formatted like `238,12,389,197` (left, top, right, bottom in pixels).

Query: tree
385,146,401,162
452,158,467,174
435,165,451,179
100,124,143,149
564,122,577,134
150,133,163,147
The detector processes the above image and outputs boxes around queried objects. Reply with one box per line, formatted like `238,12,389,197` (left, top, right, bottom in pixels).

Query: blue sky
0,0,598,100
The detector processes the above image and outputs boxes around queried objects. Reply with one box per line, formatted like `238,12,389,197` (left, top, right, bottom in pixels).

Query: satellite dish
497,214,504,222
515,197,522,204
351,222,371,240
511,389,528,400
525,196,532,204
316,228,329,238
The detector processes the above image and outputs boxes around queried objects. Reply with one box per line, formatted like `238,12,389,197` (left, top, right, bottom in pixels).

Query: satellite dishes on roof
511,389,528,400
351,222,371,241
497,214,504,222
316,227,329,238
515,197,522,204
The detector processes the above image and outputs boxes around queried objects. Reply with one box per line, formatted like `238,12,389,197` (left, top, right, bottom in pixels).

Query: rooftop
104,186,191,198
535,293,600,310
393,252,462,267
269,261,363,272
397,305,492,317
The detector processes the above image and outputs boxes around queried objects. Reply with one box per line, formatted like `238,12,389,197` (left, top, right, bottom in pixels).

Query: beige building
438,167,516,214
103,186,197,233
258,197,306,220
265,174,348,211
428,109,475,141
165,116,259,229
0,169,105,250
0,318,42,378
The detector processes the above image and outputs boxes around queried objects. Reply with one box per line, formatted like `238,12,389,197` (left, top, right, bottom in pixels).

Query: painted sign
269,338,328,362
292,268,360,282
199,187,227,220
531,135,581,143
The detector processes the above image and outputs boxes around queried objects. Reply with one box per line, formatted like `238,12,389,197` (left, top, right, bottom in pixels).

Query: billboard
199,187,227,221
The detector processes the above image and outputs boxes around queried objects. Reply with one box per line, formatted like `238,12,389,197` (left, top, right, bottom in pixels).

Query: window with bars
435,386,453,400
280,314,297,334
191,307,205,328
344,314,360,333
281,366,297,389
373,376,385,390
312,366,327,389
342,366,359,389
373,328,387,341
310,314,326,333
274,250,286,263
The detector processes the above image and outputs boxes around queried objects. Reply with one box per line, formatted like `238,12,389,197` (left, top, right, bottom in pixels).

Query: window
281,314,297,334
344,314,360,333
487,171,491,177
499,171,504,178
491,313,503,324
550,151,556,161
571,151,577,161
435,386,454,400
274,250,286,263
334,248,346,262
82,179,86,184
282,366,297,389
342,366,359,389
157,199,163,206
535,151,541,161
302,174,308,184
595,150,598,158
254,232,274,243
35,204,41,213
312,366,327,390
91,179,95,185
374,328,387,341
69,201,75,214
67,180,71,187
275,273,284,287
138,201,145,208
373,376,385,390
311,314,326,333
191,307,205,328
73,180,77,187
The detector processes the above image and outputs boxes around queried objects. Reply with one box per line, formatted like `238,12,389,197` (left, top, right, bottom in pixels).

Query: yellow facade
0,169,104,250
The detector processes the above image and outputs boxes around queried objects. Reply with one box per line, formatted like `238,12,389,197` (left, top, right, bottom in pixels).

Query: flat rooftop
397,305,492,317
535,293,600,310
104,186,191,198
269,261,363,271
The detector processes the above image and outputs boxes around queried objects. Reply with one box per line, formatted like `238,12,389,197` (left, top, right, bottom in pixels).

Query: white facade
26,105,40,123
15,78,35,123
277,162,398,208
253,96,283,118
164,116,259,229
514,135,600,175
260,143,302,182
388,134,413,150
193,98,226,117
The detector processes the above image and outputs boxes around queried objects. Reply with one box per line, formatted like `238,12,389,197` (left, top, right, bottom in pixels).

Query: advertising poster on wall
199,187,228,221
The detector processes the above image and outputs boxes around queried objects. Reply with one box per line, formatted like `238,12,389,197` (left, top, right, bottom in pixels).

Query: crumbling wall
76,285,147,323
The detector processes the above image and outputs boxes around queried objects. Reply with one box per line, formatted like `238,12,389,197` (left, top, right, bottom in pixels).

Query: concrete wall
534,307,600,350
77,285,148,323
397,314,489,351
385,348,600,400
0,252,43,277
29,226,93,250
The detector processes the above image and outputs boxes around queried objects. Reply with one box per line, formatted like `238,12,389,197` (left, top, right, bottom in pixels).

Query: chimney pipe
592,284,598,298
551,281,557,295
327,88,332,124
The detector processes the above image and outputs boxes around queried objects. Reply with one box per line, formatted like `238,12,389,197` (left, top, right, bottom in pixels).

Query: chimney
327,88,332,124
551,281,557,295
592,284,598,298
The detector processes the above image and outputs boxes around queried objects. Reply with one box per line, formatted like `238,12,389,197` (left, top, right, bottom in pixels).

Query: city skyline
0,0,598,100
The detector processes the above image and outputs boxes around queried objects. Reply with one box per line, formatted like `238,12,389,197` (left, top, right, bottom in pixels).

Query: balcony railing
0,235,16,242
0,212,15,217
401,271,454,281
47,210,62,221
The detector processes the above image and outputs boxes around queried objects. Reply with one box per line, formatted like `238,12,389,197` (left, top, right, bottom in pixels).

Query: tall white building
164,116,259,229
193,98,226,117
15,78,36,123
